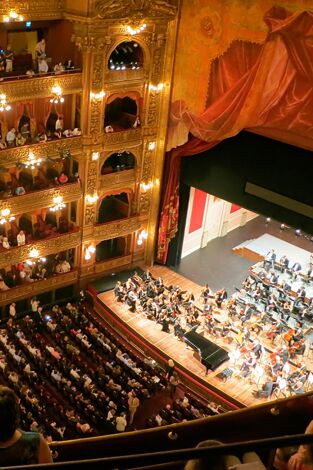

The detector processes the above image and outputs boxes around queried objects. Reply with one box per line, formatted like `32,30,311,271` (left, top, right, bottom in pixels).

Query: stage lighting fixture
266,217,271,224
295,229,301,236
280,224,285,230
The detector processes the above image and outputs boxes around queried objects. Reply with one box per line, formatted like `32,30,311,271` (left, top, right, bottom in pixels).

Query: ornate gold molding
103,129,142,148
94,254,132,273
1,73,82,102
0,270,78,306
99,169,136,191
0,230,81,267
0,0,63,21
88,215,141,242
95,0,178,20
0,182,82,216
105,69,147,84
0,137,83,168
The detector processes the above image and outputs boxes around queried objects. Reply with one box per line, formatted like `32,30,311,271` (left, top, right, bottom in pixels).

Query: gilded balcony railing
0,270,78,306
1,72,82,102
99,169,136,191
0,182,82,216
0,137,83,167
0,230,81,267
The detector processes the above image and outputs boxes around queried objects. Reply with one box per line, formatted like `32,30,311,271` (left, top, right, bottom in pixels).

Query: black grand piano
184,330,229,371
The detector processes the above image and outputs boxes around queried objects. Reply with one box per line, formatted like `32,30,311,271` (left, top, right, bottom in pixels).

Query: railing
0,229,81,267
0,137,83,167
46,392,313,463
103,128,142,148
0,181,82,215
87,215,141,242
104,68,147,83
0,69,82,83
99,169,136,190
0,270,78,305
13,432,313,469
1,72,82,102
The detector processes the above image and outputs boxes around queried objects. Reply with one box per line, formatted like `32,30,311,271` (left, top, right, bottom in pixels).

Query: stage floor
97,267,313,408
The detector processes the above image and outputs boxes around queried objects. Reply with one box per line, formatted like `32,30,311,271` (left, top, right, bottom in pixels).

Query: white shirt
116,416,127,432
17,233,25,246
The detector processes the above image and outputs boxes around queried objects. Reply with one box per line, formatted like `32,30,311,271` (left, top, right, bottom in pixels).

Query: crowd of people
0,297,219,444
0,39,76,79
0,255,73,292
114,264,313,400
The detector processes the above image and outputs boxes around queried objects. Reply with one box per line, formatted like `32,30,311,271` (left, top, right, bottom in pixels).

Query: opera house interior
0,0,313,468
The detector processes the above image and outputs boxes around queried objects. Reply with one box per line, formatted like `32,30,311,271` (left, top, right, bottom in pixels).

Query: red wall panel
189,189,207,233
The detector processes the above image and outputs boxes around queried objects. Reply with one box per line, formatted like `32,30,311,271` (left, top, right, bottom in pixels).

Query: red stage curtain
157,137,218,263
2,103,25,134
158,7,313,263
207,40,262,107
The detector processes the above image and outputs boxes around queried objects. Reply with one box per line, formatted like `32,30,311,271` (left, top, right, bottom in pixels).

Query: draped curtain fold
157,7,313,263
34,98,52,133
24,102,37,137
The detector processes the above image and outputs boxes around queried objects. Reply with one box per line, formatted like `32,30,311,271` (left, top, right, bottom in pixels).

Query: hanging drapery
34,98,52,133
157,7,313,263
24,102,37,137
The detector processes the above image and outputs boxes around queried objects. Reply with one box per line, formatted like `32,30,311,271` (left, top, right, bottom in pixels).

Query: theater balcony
0,1,63,22
0,269,78,306
105,40,147,84
0,72,82,101
99,168,136,191
0,181,81,215
102,127,142,148
92,215,141,242
0,228,81,267
0,136,82,168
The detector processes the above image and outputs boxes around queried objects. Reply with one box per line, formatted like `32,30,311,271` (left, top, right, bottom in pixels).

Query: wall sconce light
137,229,148,246
24,151,42,169
148,142,156,151
92,152,99,161
0,208,15,224
3,11,24,22
85,248,91,261
140,181,153,192
127,23,146,35
90,91,105,101
29,248,39,258
84,245,95,261
50,85,64,104
149,83,164,92
0,94,11,112
50,196,65,212
86,193,99,204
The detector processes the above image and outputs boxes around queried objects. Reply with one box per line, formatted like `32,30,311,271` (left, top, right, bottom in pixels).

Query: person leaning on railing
274,420,313,470
0,386,53,467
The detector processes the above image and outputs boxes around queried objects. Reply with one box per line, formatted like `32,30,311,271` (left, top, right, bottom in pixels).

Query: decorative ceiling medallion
95,0,178,20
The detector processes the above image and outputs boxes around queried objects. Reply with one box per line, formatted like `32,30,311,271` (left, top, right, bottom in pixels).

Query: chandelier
0,94,11,112
3,10,24,22
50,196,65,212
0,208,15,225
50,86,64,104
24,151,42,169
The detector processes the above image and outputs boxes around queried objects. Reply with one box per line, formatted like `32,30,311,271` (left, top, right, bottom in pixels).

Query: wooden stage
97,266,313,409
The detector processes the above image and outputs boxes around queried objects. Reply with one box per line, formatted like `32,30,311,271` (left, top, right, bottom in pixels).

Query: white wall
181,189,258,259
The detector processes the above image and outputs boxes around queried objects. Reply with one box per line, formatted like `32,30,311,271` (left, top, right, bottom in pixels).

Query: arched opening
104,97,139,131
101,151,135,175
96,236,127,262
46,111,58,133
108,41,143,70
98,192,130,224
